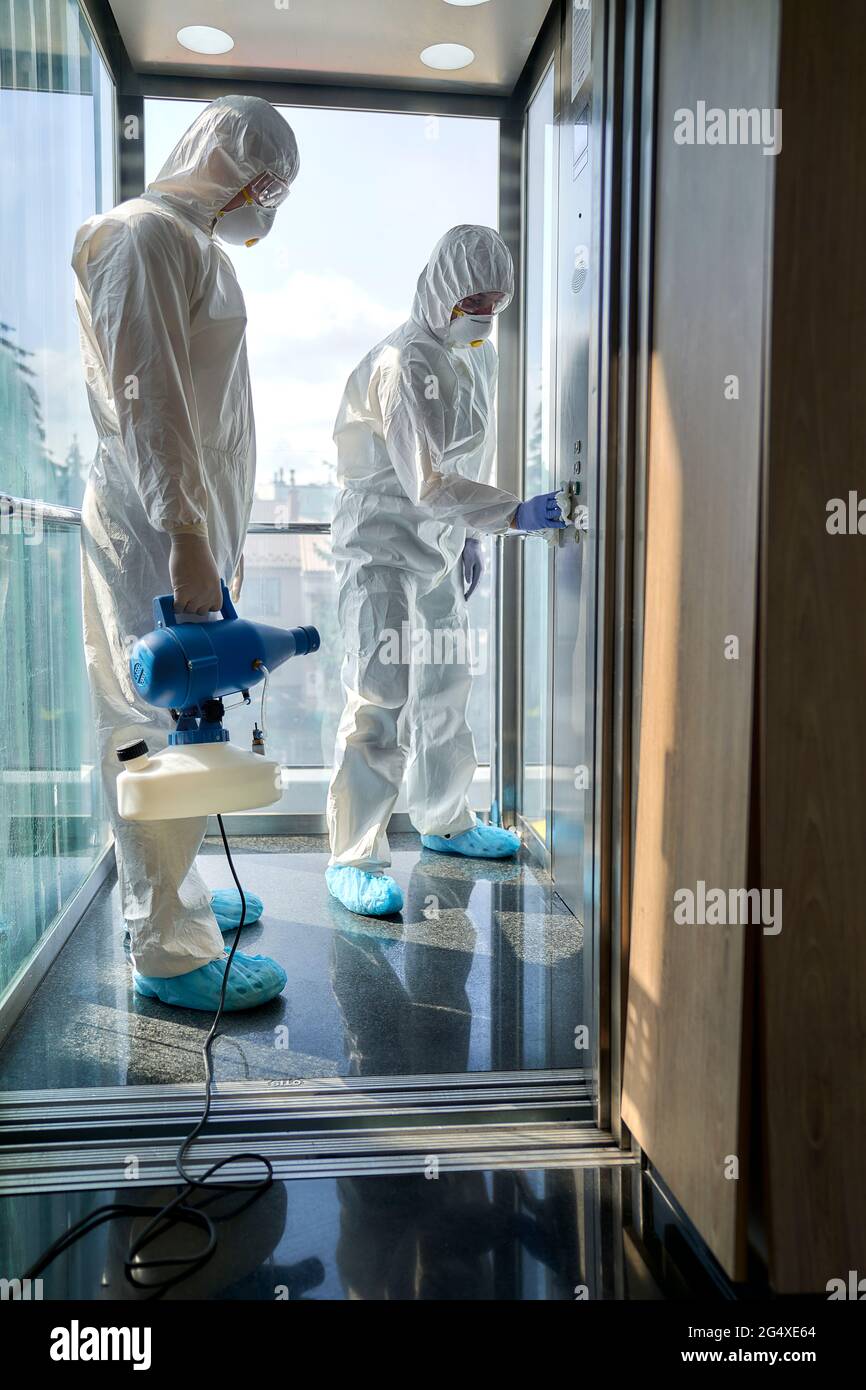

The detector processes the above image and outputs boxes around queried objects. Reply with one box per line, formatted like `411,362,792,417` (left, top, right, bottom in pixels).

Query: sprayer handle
153,581,239,630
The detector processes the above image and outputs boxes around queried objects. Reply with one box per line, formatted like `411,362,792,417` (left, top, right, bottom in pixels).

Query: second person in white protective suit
73,96,299,1011
326,225,566,918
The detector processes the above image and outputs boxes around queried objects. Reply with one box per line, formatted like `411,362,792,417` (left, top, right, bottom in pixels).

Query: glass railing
232,518,495,815
1,0,119,1025
0,499,496,1012
0,497,110,1010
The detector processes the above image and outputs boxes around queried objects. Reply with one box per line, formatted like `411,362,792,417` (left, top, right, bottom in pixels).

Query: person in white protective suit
72,96,299,1011
325,224,566,918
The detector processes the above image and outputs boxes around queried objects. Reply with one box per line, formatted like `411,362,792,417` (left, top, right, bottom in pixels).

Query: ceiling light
176,26,234,56
420,43,476,71
443,1,492,7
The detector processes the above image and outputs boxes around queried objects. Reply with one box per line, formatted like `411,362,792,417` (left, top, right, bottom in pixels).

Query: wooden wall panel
760,0,866,1293
621,0,779,1278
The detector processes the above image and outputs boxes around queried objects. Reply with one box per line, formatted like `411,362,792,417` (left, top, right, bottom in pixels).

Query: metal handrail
1,495,82,530
0,495,331,536
248,520,330,535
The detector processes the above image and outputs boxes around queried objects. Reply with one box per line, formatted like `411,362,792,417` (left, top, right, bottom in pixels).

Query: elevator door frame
0,0,642,1192
501,0,625,1134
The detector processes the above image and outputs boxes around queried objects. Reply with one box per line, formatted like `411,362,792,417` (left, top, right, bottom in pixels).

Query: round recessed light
420,43,476,71
443,1,492,7
176,25,234,56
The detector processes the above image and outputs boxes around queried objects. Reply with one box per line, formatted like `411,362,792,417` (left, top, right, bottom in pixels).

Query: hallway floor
0,834,586,1089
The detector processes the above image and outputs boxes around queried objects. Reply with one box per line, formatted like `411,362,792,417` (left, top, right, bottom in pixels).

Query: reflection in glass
0,2,114,1002
1,1166,613,1300
521,65,557,840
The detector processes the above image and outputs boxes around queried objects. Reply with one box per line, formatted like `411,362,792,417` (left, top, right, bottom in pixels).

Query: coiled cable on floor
22,815,273,1298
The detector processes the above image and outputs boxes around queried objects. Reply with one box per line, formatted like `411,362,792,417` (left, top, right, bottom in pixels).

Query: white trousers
81,482,226,978
327,559,478,868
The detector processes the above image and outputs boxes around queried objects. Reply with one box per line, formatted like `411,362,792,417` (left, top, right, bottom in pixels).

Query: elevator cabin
3,0,864,1302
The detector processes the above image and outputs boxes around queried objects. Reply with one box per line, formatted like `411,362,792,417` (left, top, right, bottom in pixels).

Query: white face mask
214,201,277,247
446,312,494,349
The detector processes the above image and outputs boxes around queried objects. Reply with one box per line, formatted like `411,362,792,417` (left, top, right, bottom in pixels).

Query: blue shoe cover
211,888,264,933
134,952,286,1012
421,822,521,860
325,865,404,917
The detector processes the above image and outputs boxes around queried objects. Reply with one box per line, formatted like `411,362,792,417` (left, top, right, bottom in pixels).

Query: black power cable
23,814,274,1298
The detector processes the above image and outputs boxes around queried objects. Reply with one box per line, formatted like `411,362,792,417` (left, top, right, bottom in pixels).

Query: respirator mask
446,310,495,349
215,201,277,247
214,170,289,248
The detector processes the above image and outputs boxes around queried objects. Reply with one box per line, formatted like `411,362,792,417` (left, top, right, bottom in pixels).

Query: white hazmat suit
73,96,299,978
327,225,520,870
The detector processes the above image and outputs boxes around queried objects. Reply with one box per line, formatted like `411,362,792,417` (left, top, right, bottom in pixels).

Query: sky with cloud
1,89,497,502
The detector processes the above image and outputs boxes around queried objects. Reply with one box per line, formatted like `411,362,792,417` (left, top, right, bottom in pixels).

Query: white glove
229,553,245,604
168,531,223,615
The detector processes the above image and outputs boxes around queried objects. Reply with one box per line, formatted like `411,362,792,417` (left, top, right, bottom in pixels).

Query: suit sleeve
74,214,207,533
381,353,518,534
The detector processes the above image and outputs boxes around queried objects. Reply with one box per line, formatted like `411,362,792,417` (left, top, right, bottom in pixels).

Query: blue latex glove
461,538,484,599
512,491,566,531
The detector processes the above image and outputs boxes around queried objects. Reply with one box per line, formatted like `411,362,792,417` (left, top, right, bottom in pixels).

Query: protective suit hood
410,224,514,342
146,95,300,234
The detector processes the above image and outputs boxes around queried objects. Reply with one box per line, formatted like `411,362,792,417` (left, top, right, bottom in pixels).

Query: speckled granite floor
0,834,585,1090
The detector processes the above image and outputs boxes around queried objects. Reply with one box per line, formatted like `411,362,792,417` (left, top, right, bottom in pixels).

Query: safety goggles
455,291,508,316
246,170,291,209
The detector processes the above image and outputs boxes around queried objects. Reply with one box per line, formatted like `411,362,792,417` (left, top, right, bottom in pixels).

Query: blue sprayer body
129,582,320,744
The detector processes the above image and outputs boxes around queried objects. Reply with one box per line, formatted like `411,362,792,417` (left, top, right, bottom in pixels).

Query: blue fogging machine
116,582,320,821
